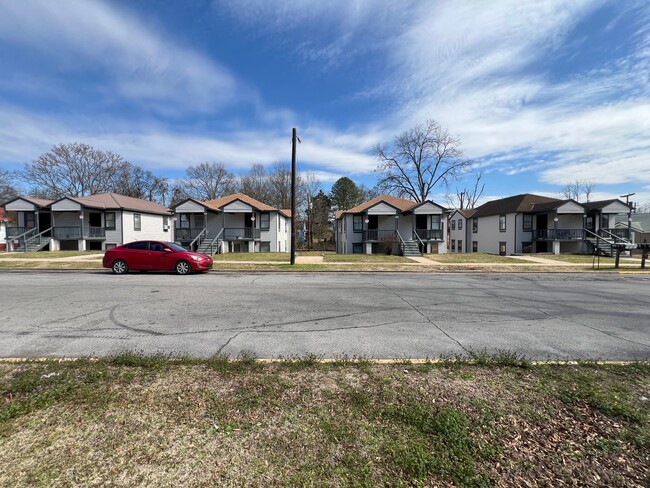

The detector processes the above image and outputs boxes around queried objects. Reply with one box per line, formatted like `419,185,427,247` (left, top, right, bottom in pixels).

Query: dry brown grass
1,358,648,487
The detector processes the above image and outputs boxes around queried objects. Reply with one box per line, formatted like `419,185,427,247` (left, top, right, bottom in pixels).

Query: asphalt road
0,271,648,360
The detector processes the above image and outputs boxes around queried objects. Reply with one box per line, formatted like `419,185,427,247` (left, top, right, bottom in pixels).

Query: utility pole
621,192,635,239
290,128,299,265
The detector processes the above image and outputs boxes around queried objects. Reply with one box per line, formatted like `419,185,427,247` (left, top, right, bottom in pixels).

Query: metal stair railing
24,227,52,252
9,227,38,252
598,227,631,244
189,228,208,251
584,228,614,256
412,230,425,253
199,228,223,255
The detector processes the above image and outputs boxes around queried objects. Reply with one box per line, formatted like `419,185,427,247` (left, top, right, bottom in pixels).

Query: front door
39,212,51,236
415,215,427,232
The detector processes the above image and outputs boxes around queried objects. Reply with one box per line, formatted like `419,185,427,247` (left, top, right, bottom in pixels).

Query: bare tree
446,172,485,209
303,172,322,250
113,163,168,203
183,162,236,201
375,119,471,202
239,164,271,204
636,201,650,214
0,169,19,204
19,143,129,199
559,179,596,202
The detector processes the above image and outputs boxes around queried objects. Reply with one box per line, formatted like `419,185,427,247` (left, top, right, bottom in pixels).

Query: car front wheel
176,260,191,275
112,259,128,274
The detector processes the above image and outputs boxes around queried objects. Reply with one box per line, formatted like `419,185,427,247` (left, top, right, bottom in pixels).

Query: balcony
602,228,630,239
52,226,106,239
175,227,206,241
414,229,443,241
531,228,584,240
224,228,261,240
6,226,34,238
362,230,397,242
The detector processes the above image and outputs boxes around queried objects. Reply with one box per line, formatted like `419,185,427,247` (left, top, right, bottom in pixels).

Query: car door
124,241,150,269
147,242,176,271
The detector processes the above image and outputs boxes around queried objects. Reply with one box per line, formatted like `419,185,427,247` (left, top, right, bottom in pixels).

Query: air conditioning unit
163,224,169,231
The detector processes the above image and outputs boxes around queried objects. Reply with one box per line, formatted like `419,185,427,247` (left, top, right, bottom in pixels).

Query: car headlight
190,255,202,261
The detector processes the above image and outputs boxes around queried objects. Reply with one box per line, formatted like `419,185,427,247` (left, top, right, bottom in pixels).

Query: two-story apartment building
3,193,172,252
171,193,291,254
447,193,632,255
335,195,447,256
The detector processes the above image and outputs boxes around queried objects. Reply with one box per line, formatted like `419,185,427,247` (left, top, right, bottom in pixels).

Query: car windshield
166,242,188,252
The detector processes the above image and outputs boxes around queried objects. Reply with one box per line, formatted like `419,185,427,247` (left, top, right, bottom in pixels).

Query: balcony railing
414,229,443,241
6,226,34,238
602,228,630,239
224,228,261,240
531,228,585,240
362,230,397,241
50,226,106,239
175,227,206,241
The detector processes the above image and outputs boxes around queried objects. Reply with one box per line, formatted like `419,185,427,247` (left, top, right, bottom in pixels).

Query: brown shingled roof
66,193,171,215
203,193,278,212
470,194,560,218
337,194,420,217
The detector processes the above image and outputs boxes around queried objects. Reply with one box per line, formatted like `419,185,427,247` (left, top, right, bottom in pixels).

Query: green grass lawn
424,252,522,263
1,356,647,487
324,253,412,263
0,251,103,259
211,252,290,262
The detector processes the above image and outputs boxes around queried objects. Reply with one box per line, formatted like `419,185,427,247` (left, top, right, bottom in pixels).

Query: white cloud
0,0,241,111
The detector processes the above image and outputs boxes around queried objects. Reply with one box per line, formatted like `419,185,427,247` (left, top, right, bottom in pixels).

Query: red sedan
103,241,213,275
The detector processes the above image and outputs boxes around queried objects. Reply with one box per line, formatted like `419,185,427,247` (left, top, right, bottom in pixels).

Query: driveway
0,271,648,360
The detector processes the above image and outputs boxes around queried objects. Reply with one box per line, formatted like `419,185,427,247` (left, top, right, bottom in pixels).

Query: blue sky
1,0,649,207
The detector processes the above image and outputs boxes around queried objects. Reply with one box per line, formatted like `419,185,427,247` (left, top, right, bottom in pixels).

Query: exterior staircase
24,239,49,252
584,235,614,257
197,239,222,256
401,240,422,257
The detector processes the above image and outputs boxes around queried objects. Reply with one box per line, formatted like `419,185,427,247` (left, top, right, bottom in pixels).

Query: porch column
552,240,560,255
365,242,372,254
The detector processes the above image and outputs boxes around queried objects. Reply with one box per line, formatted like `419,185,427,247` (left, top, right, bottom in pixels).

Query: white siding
367,202,397,215
413,202,443,214
51,199,82,212
601,202,630,214
122,211,168,243
174,200,205,213
5,199,37,212
223,200,252,213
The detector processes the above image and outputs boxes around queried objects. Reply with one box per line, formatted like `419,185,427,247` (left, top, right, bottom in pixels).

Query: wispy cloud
0,0,241,111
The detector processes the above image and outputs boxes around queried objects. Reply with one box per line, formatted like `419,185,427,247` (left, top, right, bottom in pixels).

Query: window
499,241,507,256
278,216,281,231
105,212,116,230
353,215,363,232
458,219,463,230
499,215,506,232
260,213,270,230
451,239,456,251
431,215,441,230
162,216,169,232
472,218,478,233
126,241,148,250
179,214,190,228
472,241,478,252
523,214,533,231
150,242,165,252
133,213,141,231
260,241,270,252
194,214,204,228
25,212,35,228
451,220,456,230
352,243,363,254
105,243,117,250
601,215,609,229
458,240,463,252
522,242,532,253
